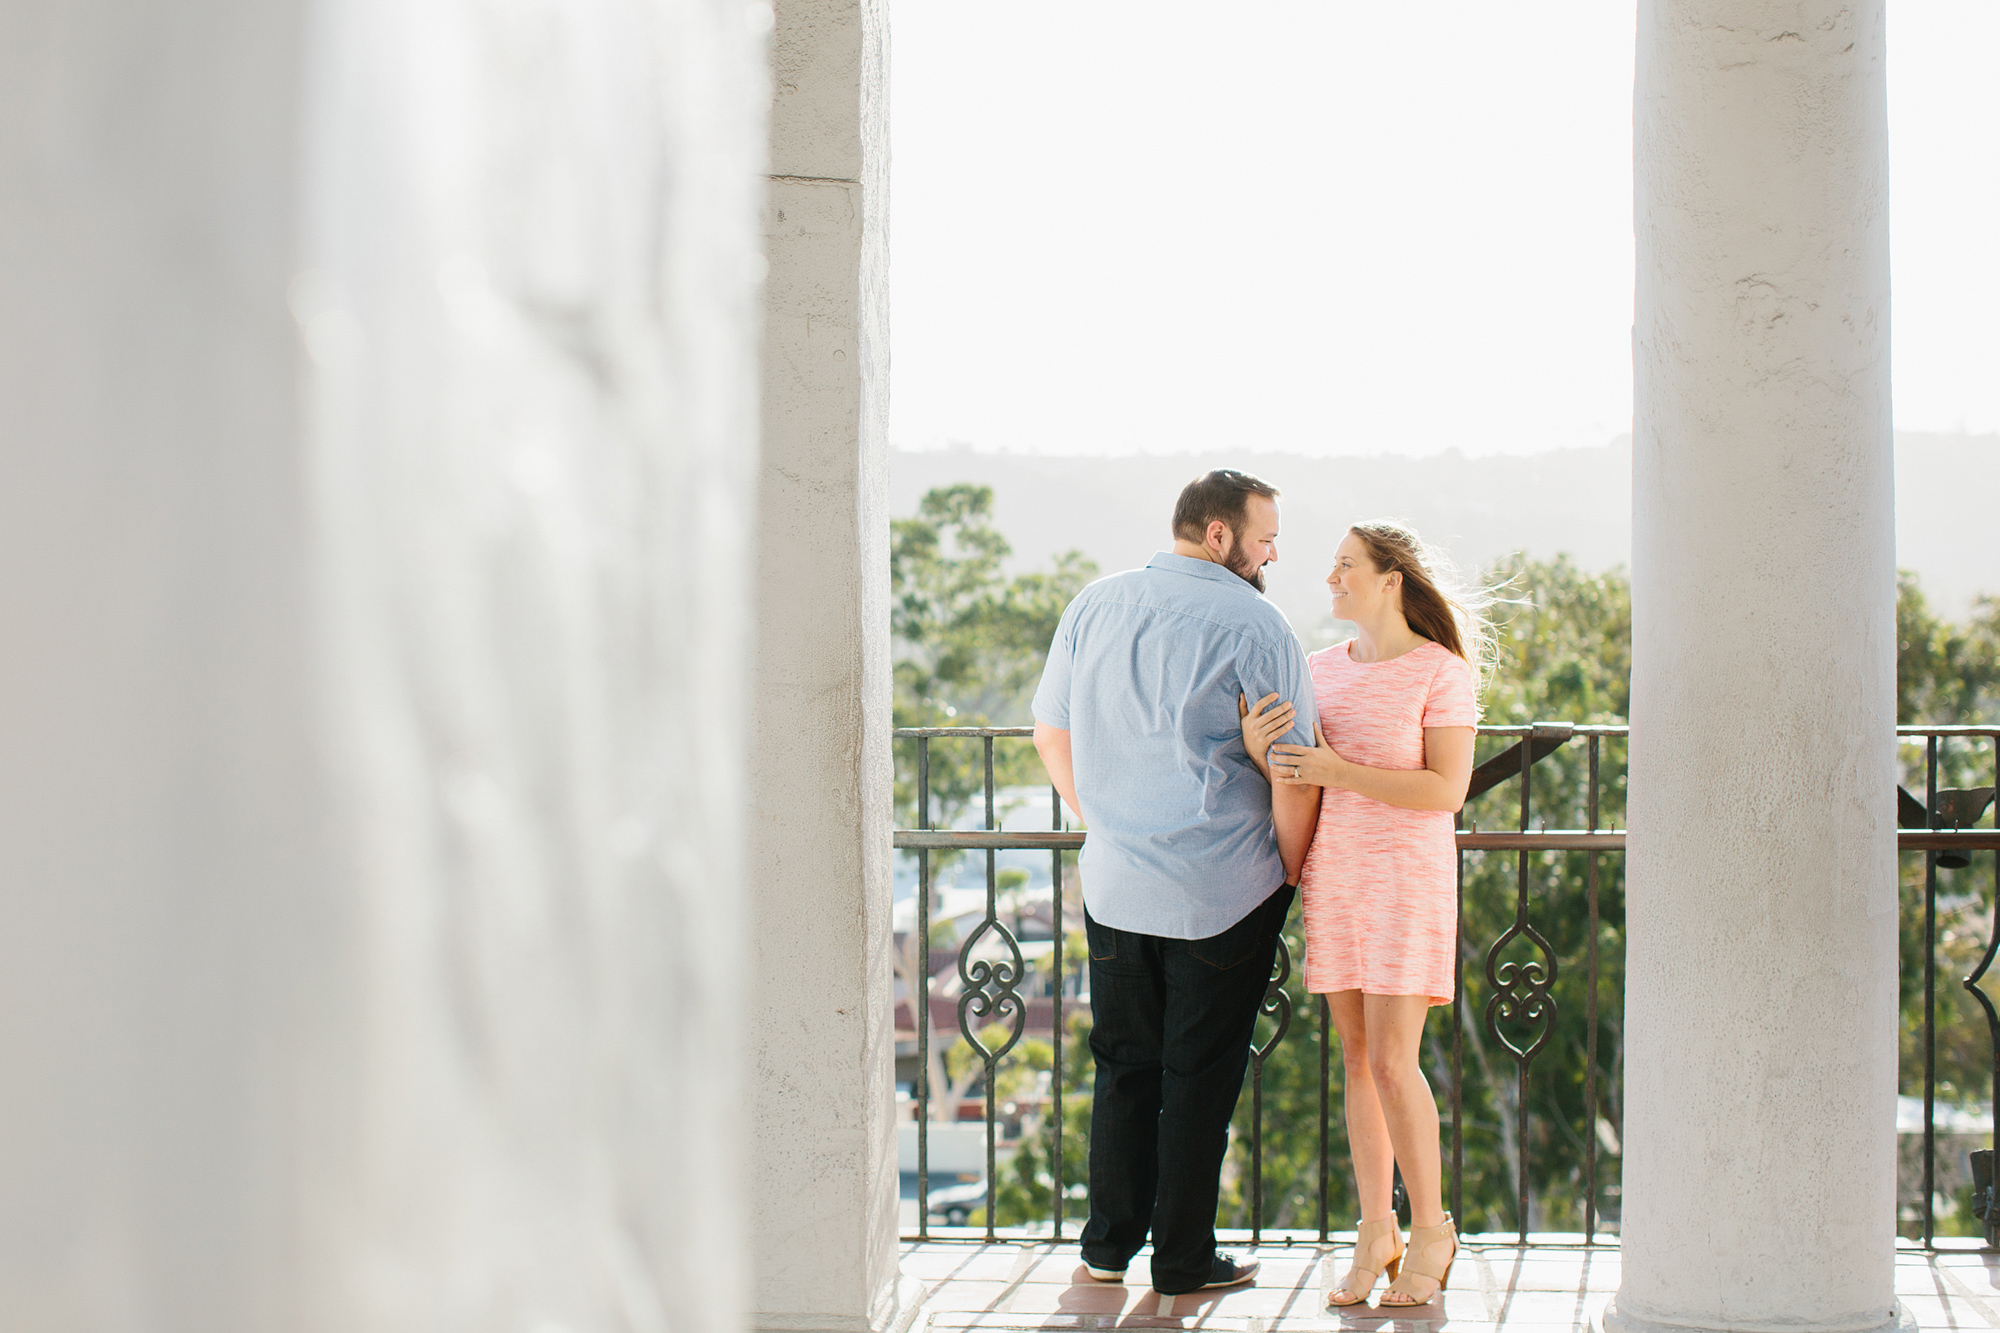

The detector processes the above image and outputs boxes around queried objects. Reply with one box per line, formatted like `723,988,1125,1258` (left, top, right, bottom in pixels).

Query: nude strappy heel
1378,1214,1456,1307
1326,1215,1403,1308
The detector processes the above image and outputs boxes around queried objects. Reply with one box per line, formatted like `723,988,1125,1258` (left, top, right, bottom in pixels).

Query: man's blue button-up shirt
1031,551,1318,940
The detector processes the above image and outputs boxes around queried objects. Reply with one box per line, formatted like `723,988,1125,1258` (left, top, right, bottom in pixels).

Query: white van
897,1123,990,1228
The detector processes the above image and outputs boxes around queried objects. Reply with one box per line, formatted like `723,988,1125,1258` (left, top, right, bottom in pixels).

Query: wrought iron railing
1903,726,2000,1246
894,723,2000,1247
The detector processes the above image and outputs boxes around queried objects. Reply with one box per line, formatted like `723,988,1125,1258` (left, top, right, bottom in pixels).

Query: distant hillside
890,433,1999,638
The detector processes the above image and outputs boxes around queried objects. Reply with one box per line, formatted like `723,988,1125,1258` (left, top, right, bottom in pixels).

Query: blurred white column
0,2,765,1329
1615,3,1900,1332
750,1,911,1330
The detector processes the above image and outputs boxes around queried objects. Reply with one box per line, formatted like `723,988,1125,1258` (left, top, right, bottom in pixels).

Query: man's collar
1146,550,1260,593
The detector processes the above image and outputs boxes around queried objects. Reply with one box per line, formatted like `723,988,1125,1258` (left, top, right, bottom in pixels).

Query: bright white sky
888,1,2000,458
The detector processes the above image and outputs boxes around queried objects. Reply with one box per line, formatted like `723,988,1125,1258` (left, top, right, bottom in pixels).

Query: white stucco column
0,2,765,1328
1613,4,1899,1332
750,2,909,1331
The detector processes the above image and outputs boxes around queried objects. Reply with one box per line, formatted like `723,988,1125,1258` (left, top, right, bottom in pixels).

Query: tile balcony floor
900,1236,2000,1332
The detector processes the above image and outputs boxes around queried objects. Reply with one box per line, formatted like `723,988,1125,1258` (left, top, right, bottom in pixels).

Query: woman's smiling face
1327,529,1397,621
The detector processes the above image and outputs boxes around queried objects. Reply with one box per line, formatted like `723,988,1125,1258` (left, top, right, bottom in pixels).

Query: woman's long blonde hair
1347,520,1499,701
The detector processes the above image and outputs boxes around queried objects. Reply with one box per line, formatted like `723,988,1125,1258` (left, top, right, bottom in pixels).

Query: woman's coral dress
1297,639,1476,1005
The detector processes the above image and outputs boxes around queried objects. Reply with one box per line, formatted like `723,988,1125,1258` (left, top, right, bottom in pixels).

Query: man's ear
1206,518,1230,552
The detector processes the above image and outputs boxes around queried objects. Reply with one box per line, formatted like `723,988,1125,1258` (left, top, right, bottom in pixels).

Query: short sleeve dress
1297,639,1477,1005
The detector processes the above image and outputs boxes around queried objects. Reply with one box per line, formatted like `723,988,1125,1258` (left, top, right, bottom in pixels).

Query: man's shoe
1199,1253,1260,1290
1159,1253,1259,1295
1083,1261,1127,1282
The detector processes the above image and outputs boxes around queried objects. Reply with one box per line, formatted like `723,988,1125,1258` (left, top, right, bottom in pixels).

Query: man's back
1032,551,1316,939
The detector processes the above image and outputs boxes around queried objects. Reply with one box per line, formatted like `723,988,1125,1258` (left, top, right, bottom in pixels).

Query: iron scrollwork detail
1963,916,2000,1244
1252,936,1293,1062
957,916,1029,1063
1485,917,1557,1061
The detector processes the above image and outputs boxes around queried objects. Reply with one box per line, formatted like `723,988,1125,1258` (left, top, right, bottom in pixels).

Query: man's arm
1271,782,1317,885
1034,722,1084,823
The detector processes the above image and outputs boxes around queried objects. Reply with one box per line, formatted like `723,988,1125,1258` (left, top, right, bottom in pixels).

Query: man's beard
1225,539,1266,593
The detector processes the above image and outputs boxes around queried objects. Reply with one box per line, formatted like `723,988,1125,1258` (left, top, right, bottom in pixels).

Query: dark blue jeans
1079,883,1294,1294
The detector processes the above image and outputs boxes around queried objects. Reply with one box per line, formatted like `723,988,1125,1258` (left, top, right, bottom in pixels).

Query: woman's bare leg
1362,993,1444,1228
1324,990,1402,1305
1327,990,1396,1220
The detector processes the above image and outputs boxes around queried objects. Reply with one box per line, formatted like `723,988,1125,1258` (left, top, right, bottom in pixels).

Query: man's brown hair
1170,469,1281,545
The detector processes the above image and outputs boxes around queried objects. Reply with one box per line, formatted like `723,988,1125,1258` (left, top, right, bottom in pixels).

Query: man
1031,469,1319,1296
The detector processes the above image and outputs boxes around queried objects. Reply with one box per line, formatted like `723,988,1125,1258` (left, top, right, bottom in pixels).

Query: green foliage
891,484,1097,835
1220,554,1633,1236
1455,555,1632,1233
1898,576,2000,727
946,1025,1050,1104
993,1008,1094,1228
895,485,1998,1239
1479,556,1630,727
1216,561,1996,1237
1892,576,1999,1120
1899,839,1998,1116
1219,911,1344,1231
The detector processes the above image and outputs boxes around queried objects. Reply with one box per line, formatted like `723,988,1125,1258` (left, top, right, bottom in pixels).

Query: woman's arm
1271,724,1475,813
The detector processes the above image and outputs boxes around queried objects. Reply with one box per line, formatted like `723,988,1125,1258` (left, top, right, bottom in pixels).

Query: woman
1239,521,1486,1309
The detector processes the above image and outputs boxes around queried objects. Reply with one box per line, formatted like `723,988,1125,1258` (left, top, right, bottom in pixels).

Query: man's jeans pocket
1085,910,1120,964
1188,883,1294,970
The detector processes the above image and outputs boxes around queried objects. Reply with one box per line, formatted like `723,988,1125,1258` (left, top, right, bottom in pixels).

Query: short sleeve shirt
1031,552,1318,939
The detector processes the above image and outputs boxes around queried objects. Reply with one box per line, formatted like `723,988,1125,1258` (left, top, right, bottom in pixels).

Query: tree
891,483,1096,830
1219,555,1633,1236
1898,576,2000,727
891,485,1096,1123
991,1006,1094,1228
1224,561,1998,1239
1892,577,1999,1084
890,488,2000,1239
1448,555,1632,1235
1891,577,1999,1235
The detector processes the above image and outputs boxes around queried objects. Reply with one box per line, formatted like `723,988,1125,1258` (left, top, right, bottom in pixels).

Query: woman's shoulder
1414,638,1471,676
1409,641,1474,694
1306,641,1353,668
1416,641,1479,722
